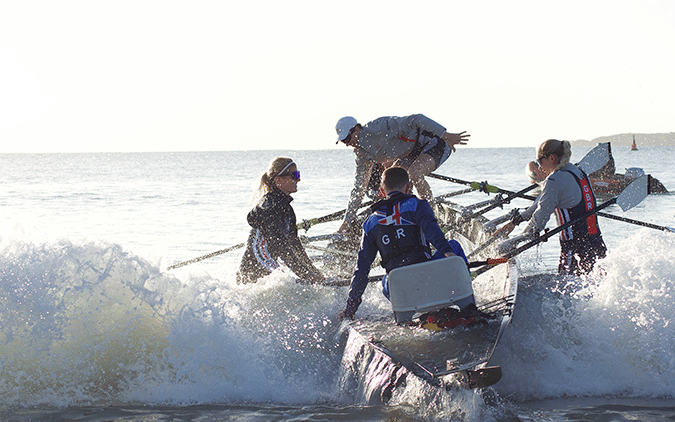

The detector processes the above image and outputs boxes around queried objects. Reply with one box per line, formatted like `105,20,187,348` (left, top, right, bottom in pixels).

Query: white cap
335,116,358,143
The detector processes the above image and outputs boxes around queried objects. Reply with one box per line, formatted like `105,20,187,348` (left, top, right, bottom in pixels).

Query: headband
274,161,295,179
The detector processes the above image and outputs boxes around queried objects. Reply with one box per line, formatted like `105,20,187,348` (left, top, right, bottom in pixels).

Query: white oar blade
578,142,610,175
616,175,649,211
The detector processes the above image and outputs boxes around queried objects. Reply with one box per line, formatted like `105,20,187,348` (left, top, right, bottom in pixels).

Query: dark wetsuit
237,187,322,283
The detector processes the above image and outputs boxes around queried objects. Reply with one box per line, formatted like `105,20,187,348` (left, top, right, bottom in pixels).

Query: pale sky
1,0,674,153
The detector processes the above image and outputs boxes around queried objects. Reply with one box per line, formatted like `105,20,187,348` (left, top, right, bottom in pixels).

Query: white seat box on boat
388,256,473,316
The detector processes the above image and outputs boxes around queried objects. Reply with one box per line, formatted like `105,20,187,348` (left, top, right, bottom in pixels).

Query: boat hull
341,200,519,390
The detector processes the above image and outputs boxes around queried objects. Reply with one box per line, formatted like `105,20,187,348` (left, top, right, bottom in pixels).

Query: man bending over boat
335,114,469,236
339,167,470,320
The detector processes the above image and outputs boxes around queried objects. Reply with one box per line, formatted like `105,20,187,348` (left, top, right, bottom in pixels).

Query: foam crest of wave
0,237,357,407
493,230,675,399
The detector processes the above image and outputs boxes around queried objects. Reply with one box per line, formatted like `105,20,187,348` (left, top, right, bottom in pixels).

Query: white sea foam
493,229,675,399
0,148,672,419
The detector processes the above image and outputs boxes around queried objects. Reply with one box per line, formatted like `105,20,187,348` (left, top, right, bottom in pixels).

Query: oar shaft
466,235,502,259
462,197,500,212
489,183,673,233
435,188,475,200
357,257,507,284
299,200,376,230
167,242,246,270
463,184,539,220
473,197,618,277
302,186,478,231
595,212,675,233
428,173,501,194
508,197,616,258
168,234,339,271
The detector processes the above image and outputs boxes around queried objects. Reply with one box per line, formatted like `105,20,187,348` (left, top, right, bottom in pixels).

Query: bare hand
493,222,515,237
441,131,470,152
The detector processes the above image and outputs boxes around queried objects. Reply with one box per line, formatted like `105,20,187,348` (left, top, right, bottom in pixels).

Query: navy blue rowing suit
343,191,468,317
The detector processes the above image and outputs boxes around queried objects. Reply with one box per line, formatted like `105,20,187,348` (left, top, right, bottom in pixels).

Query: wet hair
382,166,410,192
537,139,571,171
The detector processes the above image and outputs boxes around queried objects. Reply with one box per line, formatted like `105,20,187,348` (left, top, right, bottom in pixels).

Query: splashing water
492,229,675,400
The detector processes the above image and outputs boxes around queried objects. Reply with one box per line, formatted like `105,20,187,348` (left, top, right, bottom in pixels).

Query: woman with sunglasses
237,157,326,284
495,139,607,276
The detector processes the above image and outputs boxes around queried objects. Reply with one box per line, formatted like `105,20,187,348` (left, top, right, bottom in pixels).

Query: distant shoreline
570,132,675,147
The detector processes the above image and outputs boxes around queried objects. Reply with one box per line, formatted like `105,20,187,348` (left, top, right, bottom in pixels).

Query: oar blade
577,142,610,175
616,175,649,212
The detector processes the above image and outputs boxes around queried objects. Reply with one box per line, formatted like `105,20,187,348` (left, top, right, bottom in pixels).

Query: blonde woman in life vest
495,139,607,276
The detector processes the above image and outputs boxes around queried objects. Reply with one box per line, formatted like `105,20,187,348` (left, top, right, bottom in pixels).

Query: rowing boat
588,142,667,198
336,198,519,399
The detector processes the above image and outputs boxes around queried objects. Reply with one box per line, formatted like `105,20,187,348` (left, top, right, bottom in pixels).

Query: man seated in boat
338,167,470,321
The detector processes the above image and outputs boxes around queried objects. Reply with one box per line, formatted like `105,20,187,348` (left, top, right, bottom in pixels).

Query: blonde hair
538,139,571,171
250,157,295,204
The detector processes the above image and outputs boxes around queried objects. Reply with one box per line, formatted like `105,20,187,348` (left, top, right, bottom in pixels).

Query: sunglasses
340,127,357,144
280,170,301,180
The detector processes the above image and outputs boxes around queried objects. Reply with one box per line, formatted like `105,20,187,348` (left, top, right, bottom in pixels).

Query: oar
299,233,345,243
298,200,376,231
485,209,521,233
355,258,510,284
167,234,339,271
300,186,478,231
473,175,650,277
457,143,612,220
468,257,508,269
428,173,502,194
303,243,358,258
479,177,675,234
167,243,245,270
592,210,675,233
434,188,476,201
460,197,506,214
463,210,522,260
460,184,540,221
466,233,506,259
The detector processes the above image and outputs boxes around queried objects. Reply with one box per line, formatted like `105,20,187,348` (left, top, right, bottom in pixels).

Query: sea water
0,146,673,421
